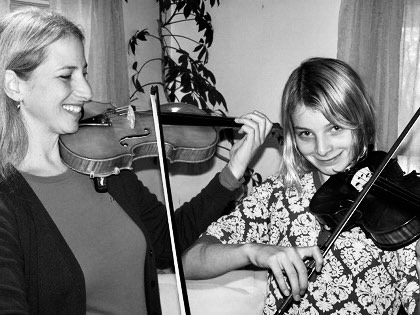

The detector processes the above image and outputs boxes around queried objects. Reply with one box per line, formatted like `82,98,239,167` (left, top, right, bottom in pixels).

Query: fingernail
294,295,300,301
284,289,290,296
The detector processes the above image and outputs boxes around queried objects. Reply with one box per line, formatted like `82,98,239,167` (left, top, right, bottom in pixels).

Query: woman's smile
62,104,83,114
19,36,92,137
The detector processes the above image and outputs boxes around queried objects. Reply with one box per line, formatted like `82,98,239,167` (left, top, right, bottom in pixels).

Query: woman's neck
17,134,68,176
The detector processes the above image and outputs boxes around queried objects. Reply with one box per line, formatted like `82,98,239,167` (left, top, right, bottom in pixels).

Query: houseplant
127,0,226,115
125,0,263,191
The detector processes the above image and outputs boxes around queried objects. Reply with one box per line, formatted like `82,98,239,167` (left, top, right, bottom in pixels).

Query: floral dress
204,172,419,315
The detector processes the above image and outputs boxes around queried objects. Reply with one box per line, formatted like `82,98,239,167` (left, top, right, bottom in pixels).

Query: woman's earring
17,98,23,110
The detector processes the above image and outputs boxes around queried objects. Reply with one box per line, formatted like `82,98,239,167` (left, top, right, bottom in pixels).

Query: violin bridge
351,167,372,192
127,105,135,129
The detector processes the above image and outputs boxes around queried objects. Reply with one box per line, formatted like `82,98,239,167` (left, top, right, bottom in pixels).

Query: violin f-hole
119,128,151,147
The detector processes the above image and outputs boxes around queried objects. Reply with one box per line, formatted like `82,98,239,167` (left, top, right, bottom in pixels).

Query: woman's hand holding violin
227,111,273,180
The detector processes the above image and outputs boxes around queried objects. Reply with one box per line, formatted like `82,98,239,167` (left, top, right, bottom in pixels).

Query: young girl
183,57,420,315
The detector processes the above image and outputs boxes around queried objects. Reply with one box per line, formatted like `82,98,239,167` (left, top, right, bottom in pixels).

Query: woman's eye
332,125,343,132
60,75,71,80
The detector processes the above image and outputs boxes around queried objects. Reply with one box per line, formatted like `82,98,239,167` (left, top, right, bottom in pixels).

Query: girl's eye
331,125,343,132
297,130,312,138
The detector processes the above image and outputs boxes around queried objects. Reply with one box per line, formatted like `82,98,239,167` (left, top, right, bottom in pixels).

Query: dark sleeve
173,173,239,252
0,198,29,314
108,170,240,269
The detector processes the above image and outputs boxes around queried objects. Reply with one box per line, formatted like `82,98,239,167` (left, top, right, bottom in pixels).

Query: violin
310,150,420,250
59,102,283,179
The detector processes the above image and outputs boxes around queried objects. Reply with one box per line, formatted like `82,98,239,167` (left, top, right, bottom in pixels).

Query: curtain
337,0,404,152
0,0,9,16
337,0,420,172
398,1,420,170
49,0,92,54
51,0,129,107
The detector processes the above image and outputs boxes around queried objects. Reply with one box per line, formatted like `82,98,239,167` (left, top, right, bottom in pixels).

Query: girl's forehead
292,104,323,120
291,105,345,132
293,102,347,126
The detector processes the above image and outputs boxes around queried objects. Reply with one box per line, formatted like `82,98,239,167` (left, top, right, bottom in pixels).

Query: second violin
310,150,420,251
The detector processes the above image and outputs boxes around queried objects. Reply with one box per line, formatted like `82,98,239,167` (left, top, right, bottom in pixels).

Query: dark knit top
0,169,240,314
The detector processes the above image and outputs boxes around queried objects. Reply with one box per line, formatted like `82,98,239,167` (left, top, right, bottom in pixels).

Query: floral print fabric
204,172,419,314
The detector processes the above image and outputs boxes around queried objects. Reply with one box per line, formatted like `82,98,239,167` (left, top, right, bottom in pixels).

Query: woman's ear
4,70,24,102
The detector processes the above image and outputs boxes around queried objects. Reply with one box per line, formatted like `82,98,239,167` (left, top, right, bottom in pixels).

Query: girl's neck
317,171,330,185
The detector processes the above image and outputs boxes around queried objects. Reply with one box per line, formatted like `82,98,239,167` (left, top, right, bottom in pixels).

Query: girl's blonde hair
278,57,376,190
0,7,84,180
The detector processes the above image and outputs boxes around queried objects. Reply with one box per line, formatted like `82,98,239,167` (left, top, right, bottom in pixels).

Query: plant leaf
197,47,206,61
183,4,192,18
128,39,137,54
215,90,227,110
134,79,144,93
136,29,149,41
181,93,194,105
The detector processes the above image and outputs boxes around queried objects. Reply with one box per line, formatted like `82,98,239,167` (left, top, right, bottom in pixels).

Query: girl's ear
4,70,24,102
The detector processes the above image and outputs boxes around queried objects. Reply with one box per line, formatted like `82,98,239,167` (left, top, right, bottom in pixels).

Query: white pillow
158,270,267,315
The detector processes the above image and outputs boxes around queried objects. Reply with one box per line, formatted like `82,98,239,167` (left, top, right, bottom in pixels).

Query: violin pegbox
350,167,373,192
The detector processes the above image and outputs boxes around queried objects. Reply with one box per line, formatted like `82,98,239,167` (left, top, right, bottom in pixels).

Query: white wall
123,0,161,110
122,0,341,206
204,0,341,176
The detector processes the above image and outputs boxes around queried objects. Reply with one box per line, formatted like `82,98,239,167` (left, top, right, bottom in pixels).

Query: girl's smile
292,105,355,183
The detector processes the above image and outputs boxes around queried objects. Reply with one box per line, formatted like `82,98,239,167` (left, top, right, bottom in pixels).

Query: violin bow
276,105,420,314
150,86,191,315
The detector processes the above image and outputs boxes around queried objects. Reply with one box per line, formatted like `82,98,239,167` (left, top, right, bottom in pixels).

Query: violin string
358,175,417,201
99,106,130,120
361,176,420,206
91,102,249,130
113,105,130,113
378,178,420,204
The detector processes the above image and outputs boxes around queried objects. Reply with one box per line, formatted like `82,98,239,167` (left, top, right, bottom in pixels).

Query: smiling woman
0,7,273,315
14,36,91,154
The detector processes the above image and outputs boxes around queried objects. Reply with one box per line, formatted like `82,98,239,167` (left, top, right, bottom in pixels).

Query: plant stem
157,18,170,102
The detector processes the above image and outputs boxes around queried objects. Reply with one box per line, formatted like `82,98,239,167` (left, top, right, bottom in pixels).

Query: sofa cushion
158,270,267,315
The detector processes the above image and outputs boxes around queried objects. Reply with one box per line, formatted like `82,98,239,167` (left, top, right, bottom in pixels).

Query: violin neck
160,112,241,128
78,107,283,141
160,112,283,134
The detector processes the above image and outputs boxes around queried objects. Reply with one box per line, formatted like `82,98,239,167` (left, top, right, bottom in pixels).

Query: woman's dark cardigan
0,169,238,314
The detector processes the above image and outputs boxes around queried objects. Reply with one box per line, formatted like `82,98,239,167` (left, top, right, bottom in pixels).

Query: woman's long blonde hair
0,7,84,180
278,57,376,190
